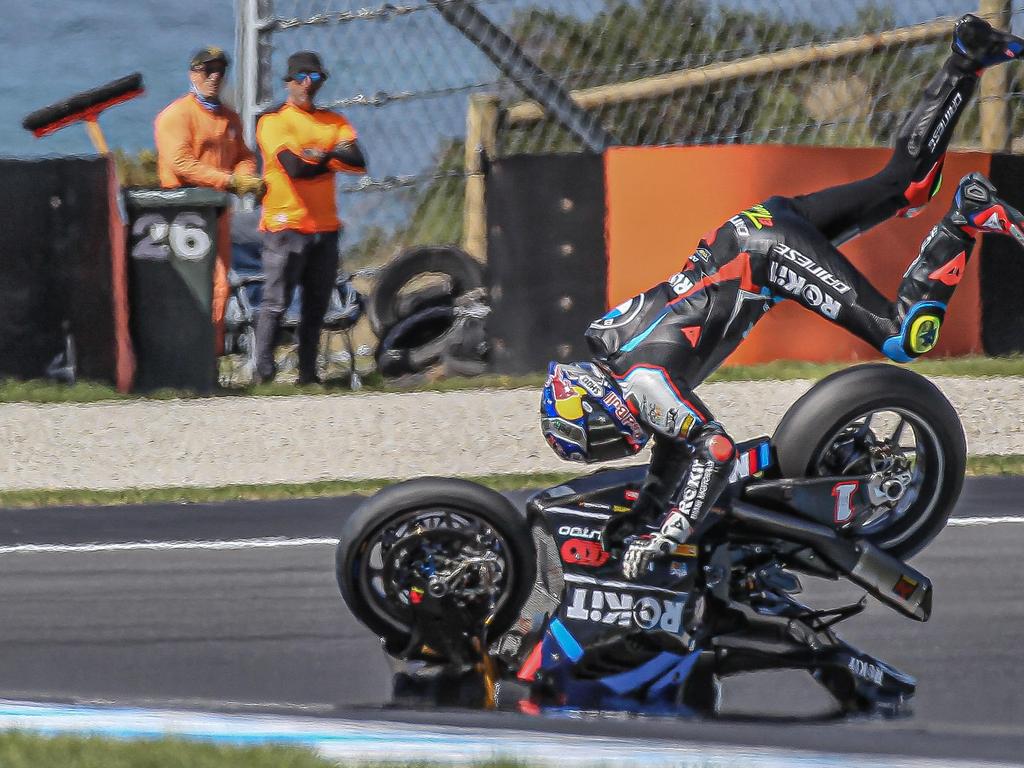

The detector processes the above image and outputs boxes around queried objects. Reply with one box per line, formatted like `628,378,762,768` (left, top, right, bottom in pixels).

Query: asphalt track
0,479,1022,765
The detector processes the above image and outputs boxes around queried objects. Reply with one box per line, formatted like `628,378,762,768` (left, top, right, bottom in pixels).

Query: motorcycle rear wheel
772,363,966,560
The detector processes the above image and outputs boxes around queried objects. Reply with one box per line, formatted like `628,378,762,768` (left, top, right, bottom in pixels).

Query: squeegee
22,73,145,155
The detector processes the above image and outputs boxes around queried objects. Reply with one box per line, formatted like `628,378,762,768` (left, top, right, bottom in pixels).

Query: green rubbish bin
125,187,229,393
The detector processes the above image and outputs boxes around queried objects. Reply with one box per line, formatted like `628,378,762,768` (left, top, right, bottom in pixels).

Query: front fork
388,557,504,709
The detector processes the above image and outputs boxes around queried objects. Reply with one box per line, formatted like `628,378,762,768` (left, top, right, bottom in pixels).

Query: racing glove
600,509,646,557
227,173,266,197
622,508,692,580
602,436,691,556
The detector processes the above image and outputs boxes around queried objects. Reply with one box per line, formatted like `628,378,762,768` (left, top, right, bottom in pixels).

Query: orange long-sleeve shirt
256,102,360,233
154,93,256,190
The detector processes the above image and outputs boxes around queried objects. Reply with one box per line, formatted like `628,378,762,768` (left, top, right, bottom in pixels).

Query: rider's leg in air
603,15,1024,579
774,14,1024,357
789,13,1024,244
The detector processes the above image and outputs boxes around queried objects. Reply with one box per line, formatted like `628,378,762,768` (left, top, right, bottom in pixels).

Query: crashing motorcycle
335,363,965,717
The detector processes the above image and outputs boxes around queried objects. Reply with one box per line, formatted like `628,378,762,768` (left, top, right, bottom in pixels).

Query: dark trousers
254,229,339,380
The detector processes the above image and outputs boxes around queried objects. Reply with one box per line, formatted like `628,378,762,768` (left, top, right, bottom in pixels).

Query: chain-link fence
236,0,1023,269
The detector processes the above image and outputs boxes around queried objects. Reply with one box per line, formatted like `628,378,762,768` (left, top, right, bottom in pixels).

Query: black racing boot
885,173,1024,362
947,171,1024,243
953,14,1024,69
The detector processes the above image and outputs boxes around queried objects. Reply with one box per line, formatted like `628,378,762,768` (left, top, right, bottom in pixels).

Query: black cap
190,46,229,68
284,51,329,82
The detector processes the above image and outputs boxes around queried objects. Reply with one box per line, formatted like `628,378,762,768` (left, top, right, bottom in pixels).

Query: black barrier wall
486,153,607,374
981,153,1024,356
0,157,123,382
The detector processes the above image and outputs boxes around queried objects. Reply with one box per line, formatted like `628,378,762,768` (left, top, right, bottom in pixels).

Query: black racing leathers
591,52,983,542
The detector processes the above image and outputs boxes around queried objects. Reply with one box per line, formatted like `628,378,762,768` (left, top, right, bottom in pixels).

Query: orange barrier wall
605,145,988,364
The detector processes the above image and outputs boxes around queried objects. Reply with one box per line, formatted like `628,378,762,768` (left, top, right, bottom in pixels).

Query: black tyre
375,305,458,377
369,245,484,339
442,352,490,378
336,477,536,656
392,283,455,328
772,363,966,560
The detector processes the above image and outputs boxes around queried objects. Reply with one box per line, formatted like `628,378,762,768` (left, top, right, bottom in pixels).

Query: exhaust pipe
729,501,932,621
848,540,932,621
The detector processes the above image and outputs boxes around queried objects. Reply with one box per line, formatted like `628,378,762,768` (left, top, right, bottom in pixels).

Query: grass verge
4,354,1024,404
0,731,530,768
0,731,334,768
1,457,1020,510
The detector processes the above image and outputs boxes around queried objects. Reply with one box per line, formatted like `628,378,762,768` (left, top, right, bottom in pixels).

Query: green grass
1,458,1020,510
5,355,1024,404
705,354,1024,382
0,731,332,768
0,472,585,509
0,732,529,768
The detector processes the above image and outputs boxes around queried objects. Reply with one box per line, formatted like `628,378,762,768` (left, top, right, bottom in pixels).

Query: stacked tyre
372,246,490,378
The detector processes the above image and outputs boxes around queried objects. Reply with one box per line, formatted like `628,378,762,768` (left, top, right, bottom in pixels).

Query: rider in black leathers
591,14,1024,579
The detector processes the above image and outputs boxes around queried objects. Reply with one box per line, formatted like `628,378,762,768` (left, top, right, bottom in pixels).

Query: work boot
296,370,323,386
948,172,1024,244
953,14,1024,68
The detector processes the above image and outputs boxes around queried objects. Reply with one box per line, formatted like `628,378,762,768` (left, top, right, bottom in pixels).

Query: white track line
0,516,1019,556
946,516,1024,526
0,537,337,555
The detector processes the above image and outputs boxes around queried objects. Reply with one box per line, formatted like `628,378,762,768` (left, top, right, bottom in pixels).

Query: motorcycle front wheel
335,477,536,658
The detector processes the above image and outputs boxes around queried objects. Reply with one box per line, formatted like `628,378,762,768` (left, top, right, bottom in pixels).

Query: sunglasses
293,71,325,84
192,63,227,76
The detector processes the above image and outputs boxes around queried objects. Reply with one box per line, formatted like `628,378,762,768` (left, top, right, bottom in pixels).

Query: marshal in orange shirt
154,94,255,189
256,103,361,233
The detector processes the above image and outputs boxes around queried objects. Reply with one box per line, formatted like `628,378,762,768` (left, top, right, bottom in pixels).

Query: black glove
601,509,648,557
327,140,366,169
301,147,328,163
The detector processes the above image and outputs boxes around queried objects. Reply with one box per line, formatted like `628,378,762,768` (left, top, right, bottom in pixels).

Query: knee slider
691,422,736,467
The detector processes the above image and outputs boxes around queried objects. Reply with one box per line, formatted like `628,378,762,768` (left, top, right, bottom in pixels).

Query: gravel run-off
1,376,1022,492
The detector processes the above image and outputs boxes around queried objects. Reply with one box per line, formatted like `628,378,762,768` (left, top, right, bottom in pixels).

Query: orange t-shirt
154,94,256,189
256,102,359,233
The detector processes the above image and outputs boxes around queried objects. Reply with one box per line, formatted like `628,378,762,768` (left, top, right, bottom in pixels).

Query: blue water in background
2,0,986,160
0,0,242,159
0,0,491,246
0,0,996,248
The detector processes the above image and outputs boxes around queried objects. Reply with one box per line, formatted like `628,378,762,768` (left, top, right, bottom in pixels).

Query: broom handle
84,118,109,156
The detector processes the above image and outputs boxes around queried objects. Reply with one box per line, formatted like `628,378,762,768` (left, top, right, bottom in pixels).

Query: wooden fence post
979,0,1013,152
462,94,500,262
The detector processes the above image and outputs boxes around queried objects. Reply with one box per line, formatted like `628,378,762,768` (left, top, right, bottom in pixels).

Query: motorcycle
335,363,966,717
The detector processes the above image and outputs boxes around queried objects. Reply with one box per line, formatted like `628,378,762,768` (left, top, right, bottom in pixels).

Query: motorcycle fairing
492,433,925,715
526,505,697,646
514,611,710,715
